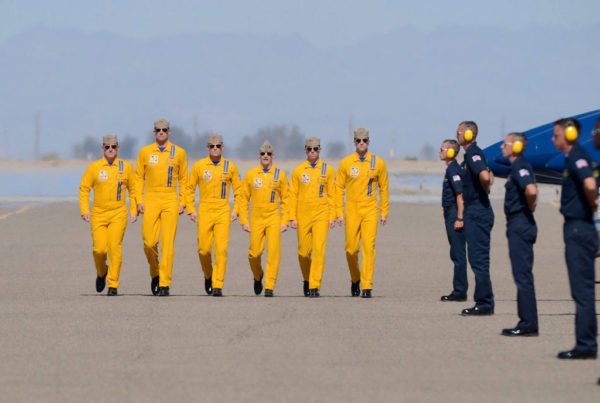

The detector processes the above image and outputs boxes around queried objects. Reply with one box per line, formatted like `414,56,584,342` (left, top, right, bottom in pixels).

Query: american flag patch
519,169,530,177
472,155,481,162
452,175,461,182
576,159,588,169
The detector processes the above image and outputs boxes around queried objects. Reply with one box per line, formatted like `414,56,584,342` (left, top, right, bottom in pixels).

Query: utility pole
34,111,41,160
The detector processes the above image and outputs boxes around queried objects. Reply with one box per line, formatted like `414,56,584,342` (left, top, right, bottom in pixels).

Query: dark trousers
443,206,467,296
464,203,495,309
507,213,538,330
564,220,598,354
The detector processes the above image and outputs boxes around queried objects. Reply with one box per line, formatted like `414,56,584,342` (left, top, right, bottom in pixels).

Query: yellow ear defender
565,123,578,142
446,148,456,159
464,129,473,142
512,140,523,154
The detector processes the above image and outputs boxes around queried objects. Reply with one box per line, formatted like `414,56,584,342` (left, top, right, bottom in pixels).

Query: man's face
154,126,170,143
305,145,320,161
501,135,513,159
439,142,450,161
354,137,369,153
208,142,224,158
456,124,467,146
260,150,273,165
103,142,119,159
552,125,567,152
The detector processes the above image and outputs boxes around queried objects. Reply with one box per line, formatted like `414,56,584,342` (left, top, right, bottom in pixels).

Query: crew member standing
552,118,598,359
135,118,188,297
289,136,336,297
500,132,539,336
439,139,467,302
186,134,242,296
456,121,495,315
239,141,289,297
336,127,389,298
79,134,137,296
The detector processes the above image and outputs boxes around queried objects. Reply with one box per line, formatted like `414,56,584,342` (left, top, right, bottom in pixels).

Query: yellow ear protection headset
464,128,474,142
446,147,456,159
564,119,578,142
512,139,523,154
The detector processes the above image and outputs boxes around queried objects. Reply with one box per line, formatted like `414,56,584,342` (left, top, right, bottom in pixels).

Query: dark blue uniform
560,143,598,354
463,142,495,310
442,160,467,297
504,156,538,331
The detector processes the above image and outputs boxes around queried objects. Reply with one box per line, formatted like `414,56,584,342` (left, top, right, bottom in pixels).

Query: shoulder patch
452,175,461,182
518,169,530,177
575,159,588,169
472,155,481,162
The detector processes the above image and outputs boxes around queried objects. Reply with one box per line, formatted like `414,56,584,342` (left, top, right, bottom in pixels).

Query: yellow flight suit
187,157,242,289
239,165,289,291
336,151,389,290
79,158,137,289
289,159,335,290
135,141,188,288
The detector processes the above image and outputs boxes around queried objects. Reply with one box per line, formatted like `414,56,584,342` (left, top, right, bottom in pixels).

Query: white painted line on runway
0,205,31,220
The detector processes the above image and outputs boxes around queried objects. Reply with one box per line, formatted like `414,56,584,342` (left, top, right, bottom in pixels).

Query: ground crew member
79,134,137,296
500,132,539,337
289,136,336,297
186,134,242,297
439,139,467,302
336,127,389,298
135,118,188,297
552,118,598,359
239,141,289,297
456,120,495,315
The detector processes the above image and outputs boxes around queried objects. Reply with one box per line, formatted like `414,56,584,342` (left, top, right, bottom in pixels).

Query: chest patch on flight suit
98,170,108,182
302,174,310,184
149,155,159,165
350,167,359,178
203,170,212,181
254,178,262,189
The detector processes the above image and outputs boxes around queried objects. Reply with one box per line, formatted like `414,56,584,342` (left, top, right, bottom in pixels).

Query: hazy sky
3,0,600,48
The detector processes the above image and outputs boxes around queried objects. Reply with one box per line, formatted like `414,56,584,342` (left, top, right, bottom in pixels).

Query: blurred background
1,0,598,201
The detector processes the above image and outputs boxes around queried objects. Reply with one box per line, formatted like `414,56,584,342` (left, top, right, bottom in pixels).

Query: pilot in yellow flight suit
135,118,188,297
239,141,289,297
336,127,389,298
186,134,242,297
289,136,336,297
79,134,137,296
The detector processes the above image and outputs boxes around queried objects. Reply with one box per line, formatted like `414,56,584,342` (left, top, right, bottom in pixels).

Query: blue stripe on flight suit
167,146,175,187
270,168,280,203
367,156,376,196
117,160,124,201
319,163,327,198
221,159,229,198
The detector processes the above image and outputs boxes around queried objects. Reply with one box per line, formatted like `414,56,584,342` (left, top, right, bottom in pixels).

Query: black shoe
361,289,372,298
461,306,494,316
204,277,213,295
309,288,320,298
557,349,597,360
501,327,538,337
264,289,274,297
212,288,223,297
441,293,467,302
351,280,361,297
254,275,263,295
303,281,310,297
96,273,107,293
151,276,159,295
107,287,118,296
157,286,170,296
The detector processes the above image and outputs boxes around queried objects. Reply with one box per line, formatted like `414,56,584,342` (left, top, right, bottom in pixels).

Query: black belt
506,210,528,220
464,199,480,206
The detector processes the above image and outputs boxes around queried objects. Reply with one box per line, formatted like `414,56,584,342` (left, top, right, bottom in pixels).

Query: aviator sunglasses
208,144,222,149
154,128,169,133
104,144,118,150
260,152,273,156
355,138,369,144
306,146,320,152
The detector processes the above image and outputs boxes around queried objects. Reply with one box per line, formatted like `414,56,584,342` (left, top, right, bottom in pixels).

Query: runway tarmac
1,201,599,402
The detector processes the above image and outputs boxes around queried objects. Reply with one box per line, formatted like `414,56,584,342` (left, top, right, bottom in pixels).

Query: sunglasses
260,152,273,156
104,144,118,150
439,148,447,152
208,144,222,149
355,138,369,144
154,128,169,133
306,147,320,152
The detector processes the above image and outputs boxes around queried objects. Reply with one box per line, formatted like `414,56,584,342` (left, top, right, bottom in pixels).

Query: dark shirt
442,160,464,208
504,156,535,216
560,143,598,221
463,142,490,206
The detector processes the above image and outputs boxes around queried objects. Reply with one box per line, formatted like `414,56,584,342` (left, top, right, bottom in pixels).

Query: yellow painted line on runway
0,205,31,220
